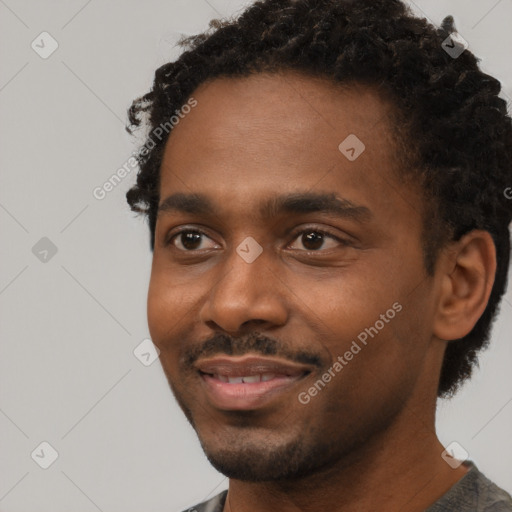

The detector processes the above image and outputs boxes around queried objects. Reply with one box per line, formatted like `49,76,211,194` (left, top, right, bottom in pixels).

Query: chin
197,429,340,482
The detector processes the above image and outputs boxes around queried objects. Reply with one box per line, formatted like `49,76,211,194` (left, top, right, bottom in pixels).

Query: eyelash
164,226,350,253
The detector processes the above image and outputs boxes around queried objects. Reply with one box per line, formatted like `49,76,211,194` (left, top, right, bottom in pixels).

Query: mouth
195,355,313,411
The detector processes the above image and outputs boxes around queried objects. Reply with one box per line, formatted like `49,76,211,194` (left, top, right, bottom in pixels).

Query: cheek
301,265,430,390
302,314,422,432
146,268,191,350
146,279,164,344
299,266,396,338
147,257,213,358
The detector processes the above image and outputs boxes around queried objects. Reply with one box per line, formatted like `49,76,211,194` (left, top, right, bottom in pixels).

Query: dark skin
147,71,496,512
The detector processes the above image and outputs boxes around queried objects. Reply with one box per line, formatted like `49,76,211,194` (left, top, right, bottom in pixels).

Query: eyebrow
157,192,373,223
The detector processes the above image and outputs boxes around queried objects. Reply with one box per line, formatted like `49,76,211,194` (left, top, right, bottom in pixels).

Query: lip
195,355,313,411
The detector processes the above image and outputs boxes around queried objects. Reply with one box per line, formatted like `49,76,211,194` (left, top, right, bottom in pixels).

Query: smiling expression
146,71,445,481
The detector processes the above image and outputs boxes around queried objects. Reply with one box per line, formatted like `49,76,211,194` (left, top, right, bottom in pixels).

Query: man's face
147,72,444,481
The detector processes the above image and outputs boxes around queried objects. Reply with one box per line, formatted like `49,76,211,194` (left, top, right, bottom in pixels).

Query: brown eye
300,232,325,250
167,229,217,251
289,228,346,252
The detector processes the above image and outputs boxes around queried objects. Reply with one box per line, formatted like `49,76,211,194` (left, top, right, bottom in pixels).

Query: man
125,0,512,510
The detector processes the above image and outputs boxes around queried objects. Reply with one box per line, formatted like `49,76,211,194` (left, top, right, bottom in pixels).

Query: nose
199,242,288,334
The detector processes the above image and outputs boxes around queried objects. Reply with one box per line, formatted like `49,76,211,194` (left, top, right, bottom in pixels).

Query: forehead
157,71,418,229
163,71,396,162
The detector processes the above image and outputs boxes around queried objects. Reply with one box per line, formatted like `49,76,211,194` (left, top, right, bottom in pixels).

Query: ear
433,230,497,341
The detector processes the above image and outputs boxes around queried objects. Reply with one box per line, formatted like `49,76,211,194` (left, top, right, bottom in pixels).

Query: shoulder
427,462,512,512
465,466,512,511
179,490,228,512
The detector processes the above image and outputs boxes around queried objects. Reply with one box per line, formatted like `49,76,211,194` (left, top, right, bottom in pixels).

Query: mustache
181,331,323,370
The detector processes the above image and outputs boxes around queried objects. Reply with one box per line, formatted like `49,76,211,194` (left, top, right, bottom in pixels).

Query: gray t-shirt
183,462,512,512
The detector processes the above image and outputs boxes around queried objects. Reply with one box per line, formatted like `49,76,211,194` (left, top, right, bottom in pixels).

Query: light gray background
1,1,511,511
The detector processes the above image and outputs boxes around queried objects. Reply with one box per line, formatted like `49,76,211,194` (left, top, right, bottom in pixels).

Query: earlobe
433,230,496,341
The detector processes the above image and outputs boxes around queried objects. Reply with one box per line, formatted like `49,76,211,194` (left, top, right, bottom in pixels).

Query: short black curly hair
125,0,512,398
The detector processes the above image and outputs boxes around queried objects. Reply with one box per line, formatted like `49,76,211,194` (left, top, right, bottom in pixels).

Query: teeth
241,375,260,383
213,374,278,383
